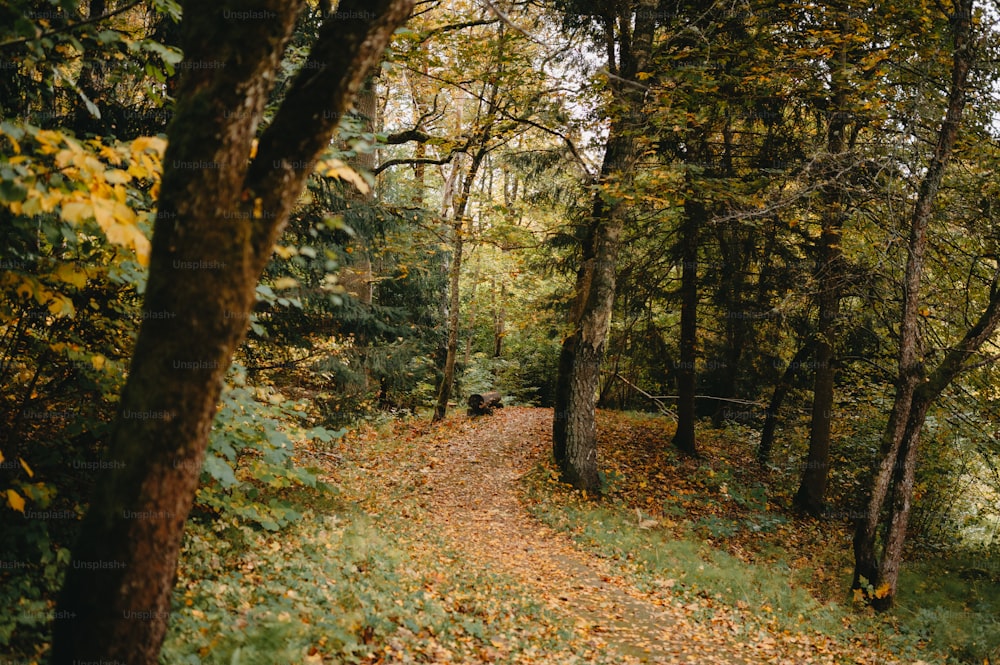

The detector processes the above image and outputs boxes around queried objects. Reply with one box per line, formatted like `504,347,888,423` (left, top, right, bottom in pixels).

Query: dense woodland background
1,0,1000,663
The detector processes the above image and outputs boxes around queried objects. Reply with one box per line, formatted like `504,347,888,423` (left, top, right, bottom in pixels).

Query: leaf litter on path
326,407,908,664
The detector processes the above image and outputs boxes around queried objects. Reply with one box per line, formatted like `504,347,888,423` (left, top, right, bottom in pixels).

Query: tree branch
375,154,461,175
384,128,433,144
0,0,145,50
245,0,416,264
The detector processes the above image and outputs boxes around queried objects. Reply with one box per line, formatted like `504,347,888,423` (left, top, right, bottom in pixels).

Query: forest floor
159,405,993,664
314,406,924,665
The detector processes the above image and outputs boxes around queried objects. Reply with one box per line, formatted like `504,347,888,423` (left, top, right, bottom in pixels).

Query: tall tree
793,9,858,515
52,1,414,662
552,0,658,491
852,0,982,610
671,193,702,455
431,21,509,421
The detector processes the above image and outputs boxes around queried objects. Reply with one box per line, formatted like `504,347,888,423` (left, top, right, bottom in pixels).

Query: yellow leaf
47,294,75,318
21,195,41,216
131,136,167,156
61,200,93,224
104,223,150,266
6,489,25,513
0,450,4,464
92,197,115,231
92,354,106,371
15,277,35,300
273,245,295,259
55,148,76,169
273,277,298,290
55,264,88,289
873,582,892,599
104,168,130,185
852,588,865,603
317,158,370,194
19,458,33,478
112,201,136,225
3,131,21,154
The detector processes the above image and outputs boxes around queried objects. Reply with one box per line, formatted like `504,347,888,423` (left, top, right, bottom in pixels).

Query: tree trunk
52,2,414,662
434,147,488,421
758,340,814,465
794,213,843,514
552,0,658,489
794,39,850,515
434,218,465,420
852,0,974,609
467,391,502,415
493,277,506,357
672,195,702,456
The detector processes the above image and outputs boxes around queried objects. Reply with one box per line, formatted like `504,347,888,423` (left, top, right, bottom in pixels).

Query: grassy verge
520,410,1000,665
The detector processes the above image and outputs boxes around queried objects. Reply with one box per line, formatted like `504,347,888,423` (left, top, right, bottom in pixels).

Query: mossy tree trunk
51,1,414,662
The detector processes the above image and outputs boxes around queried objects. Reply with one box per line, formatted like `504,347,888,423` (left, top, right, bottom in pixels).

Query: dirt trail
416,407,761,664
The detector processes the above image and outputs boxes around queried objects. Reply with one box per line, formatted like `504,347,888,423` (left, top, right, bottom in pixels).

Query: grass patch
522,410,1000,664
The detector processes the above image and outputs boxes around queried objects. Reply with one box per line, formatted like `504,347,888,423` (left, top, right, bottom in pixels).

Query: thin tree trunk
758,340,815,465
794,210,843,513
672,195,702,455
52,3,414,662
434,219,464,420
493,277,505,357
795,39,850,515
852,0,974,609
434,148,487,421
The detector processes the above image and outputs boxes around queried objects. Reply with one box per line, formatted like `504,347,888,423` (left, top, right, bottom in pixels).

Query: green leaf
0,179,28,204
202,454,238,488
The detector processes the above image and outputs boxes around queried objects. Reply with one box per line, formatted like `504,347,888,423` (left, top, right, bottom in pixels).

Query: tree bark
552,0,658,490
672,195,701,455
852,0,974,609
51,2,414,662
794,38,850,516
794,198,844,514
432,25,507,421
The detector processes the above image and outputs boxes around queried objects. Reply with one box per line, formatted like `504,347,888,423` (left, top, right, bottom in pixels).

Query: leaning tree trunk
553,0,658,489
52,2,414,663
758,340,814,465
852,0,974,609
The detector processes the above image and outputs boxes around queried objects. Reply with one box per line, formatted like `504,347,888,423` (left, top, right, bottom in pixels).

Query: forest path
414,407,758,664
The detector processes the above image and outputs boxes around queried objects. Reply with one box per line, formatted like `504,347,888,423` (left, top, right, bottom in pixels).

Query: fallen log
467,391,503,416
